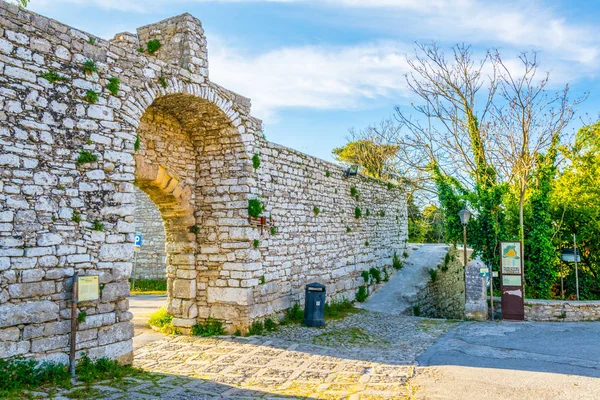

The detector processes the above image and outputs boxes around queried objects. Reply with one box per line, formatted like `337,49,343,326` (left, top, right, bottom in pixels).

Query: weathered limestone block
465,259,488,321
0,301,59,328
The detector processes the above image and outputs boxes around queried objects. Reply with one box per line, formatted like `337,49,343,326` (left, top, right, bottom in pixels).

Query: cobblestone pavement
129,312,459,399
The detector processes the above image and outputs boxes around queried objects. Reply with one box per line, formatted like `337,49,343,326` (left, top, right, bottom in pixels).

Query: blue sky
26,0,600,162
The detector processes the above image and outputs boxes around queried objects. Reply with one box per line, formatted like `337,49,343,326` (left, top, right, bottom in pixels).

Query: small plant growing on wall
82,60,98,75
158,74,168,89
248,199,264,218
346,226,351,233
253,239,260,248
252,154,260,169
355,286,368,302
259,276,265,284
91,220,104,231
84,89,99,104
413,305,421,316
39,70,68,84
106,77,120,96
147,39,161,55
354,207,362,219
88,37,96,45
77,311,87,323
134,135,140,152
361,270,370,284
270,226,277,235
76,149,97,166
365,241,370,247
325,170,331,177
189,225,200,234
383,269,390,282
378,210,385,217
365,209,371,217
313,206,320,216
71,210,81,223
387,182,394,190
369,267,381,284
137,47,144,53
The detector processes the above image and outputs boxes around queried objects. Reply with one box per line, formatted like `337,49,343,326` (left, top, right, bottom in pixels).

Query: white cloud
209,40,412,118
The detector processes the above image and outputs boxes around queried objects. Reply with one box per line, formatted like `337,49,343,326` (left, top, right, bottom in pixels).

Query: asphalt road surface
414,320,600,399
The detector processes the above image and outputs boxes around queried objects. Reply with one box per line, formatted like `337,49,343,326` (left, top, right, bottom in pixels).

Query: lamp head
459,208,471,226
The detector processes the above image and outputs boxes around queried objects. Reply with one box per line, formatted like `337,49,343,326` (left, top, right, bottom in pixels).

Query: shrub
429,269,438,282
147,39,161,54
355,285,368,302
280,303,303,325
91,220,103,231
148,307,178,334
247,320,264,336
361,270,370,284
106,77,120,96
76,149,97,166
313,206,320,216
355,207,362,219
253,239,260,248
82,60,97,75
252,154,260,169
392,251,403,270
248,198,264,218
264,318,278,332
39,70,67,83
191,317,226,337
369,267,382,284
84,89,99,104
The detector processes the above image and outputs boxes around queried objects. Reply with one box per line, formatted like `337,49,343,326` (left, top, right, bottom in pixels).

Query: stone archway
132,89,256,331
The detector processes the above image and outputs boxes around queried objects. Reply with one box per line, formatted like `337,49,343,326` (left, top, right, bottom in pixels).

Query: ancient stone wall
249,142,408,318
491,298,600,321
133,188,166,280
0,2,407,362
412,247,465,319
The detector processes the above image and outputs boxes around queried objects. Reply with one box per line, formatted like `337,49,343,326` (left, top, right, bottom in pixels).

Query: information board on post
78,275,99,302
500,241,525,320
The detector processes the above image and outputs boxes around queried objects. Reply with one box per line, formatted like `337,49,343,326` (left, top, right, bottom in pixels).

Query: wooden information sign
500,241,525,320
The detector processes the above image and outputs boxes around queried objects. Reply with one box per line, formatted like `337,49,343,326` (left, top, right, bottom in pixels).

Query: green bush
131,278,167,292
264,318,278,332
324,298,356,319
361,270,370,283
369,267,382,284
392,251,403,270
429,269,438,282
147,39,161,54
191,317,226,337
247,320,264,336
280,303,303,325
0,356,71,398
248,198,264,218
252,154,260,169
76,353,142,384
355,285,368,302
148,307,179,334
355,207,362,219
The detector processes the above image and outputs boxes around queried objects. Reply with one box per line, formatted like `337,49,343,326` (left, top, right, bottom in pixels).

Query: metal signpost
69,273,99,377
132,234,142,290
500,241,525,321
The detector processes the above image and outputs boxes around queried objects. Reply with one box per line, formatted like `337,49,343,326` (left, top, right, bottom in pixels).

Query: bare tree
489,52,585,246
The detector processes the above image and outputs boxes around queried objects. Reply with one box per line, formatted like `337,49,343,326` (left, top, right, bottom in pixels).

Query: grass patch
279,303,304,325
191,317,226,337
39,70,68,83
82,60,97,75
84,89,99,104
76,149,97,166
324,298,357,320
148,307,180,334
106,77,120,96
248,198,264,218
76,353,144,385
130,278,166,293
147,39,161,54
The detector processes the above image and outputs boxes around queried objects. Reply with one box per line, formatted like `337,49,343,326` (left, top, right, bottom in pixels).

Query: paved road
361,244,449,314
129,294,167,350
414,320,600,399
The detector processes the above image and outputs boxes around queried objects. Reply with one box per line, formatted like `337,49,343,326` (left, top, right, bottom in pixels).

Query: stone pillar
465,260,488,320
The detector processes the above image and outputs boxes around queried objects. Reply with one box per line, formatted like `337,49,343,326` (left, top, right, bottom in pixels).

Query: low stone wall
412,247,465,319
491,298,600,322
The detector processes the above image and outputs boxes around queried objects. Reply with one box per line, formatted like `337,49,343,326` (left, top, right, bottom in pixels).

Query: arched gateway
0,3,407,364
